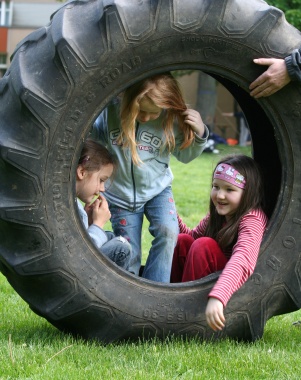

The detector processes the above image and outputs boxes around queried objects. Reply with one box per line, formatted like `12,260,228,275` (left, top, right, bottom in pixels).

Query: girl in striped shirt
171,154,268,331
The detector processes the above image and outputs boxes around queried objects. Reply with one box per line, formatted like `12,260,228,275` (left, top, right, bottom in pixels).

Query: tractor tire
1,0,301,342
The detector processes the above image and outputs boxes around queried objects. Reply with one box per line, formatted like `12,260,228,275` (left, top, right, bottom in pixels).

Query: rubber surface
1,0,301,342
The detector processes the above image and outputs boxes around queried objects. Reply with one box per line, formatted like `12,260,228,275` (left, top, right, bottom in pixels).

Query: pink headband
213,163,246,189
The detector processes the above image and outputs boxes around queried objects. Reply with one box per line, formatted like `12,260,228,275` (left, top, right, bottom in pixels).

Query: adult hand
182,109,205,137
205,297,225,331
249,58,291,98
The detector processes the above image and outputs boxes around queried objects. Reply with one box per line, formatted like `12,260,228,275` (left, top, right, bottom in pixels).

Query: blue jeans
109,186,179,283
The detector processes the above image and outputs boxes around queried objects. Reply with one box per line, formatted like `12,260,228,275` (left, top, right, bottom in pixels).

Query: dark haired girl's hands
205,297,225,331
91,195,111,229
84,203,93,226
182,109,205,137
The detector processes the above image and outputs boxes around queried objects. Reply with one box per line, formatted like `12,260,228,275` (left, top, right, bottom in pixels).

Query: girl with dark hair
170,154,268,331
76,139,131,269
92,73,209,282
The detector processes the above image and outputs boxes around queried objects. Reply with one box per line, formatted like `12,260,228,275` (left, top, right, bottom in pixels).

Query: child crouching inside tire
76,139,132,269
171,154,268,331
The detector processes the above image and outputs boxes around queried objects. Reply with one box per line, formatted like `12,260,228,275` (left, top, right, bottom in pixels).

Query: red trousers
170,234,229,283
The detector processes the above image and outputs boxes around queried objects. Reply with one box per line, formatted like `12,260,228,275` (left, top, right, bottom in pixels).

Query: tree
267,0,301,30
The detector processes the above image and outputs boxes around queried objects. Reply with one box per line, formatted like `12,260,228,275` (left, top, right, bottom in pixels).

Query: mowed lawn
1,144,301,379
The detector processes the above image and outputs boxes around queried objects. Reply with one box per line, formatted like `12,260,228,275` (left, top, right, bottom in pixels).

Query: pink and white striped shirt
178,209,268,306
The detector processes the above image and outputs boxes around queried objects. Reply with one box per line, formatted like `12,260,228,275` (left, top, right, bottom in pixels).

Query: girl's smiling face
136,96,162,123
211,178,244,221
76,164,114,205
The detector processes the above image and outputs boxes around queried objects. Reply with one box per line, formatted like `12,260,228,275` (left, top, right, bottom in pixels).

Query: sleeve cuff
285,49,301,82
194,124,209,141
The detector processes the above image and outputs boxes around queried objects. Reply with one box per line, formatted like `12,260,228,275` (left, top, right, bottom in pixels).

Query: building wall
0,26,7,51
178,72,238,139
215,83,238,139
12,2,62,28
0,0,62,76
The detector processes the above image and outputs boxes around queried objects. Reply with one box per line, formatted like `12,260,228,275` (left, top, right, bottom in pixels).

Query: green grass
1,144,301,379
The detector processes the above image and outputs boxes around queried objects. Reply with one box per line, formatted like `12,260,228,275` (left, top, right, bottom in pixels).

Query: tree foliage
267,0,301,30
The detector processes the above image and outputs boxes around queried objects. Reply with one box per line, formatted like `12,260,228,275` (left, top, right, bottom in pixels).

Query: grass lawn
1,144,301,379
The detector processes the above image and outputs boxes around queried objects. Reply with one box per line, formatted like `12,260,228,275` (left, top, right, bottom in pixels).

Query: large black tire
1,0,301,343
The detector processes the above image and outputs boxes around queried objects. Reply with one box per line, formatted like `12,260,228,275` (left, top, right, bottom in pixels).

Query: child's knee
193,237,219,249
178,233,195,245
116,235,130,245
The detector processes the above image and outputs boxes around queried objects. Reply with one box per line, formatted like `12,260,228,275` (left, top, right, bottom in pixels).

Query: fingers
249,58,290,98
249,58,275,92
93,194,106,205
92,197,111,226
250,78,288,98
97,194,105,203
252,58,275,66
206,312,225,331
249,81,275,98
182,109,202,122
249,72,266,91
205,298,225,332
84,203,93,212
92,197,101,208
94,196,109,211
182,109,204,135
